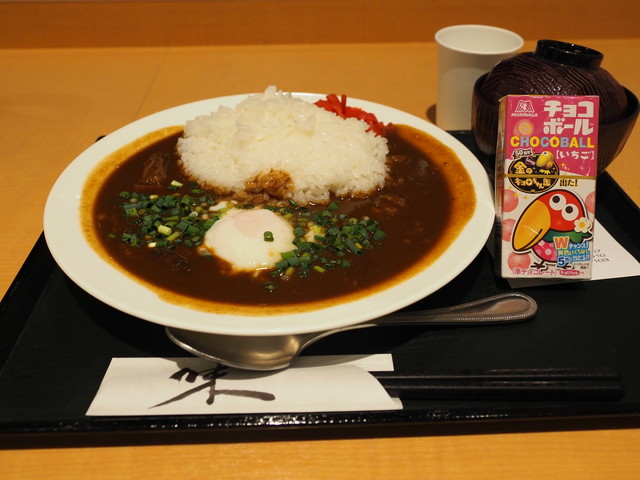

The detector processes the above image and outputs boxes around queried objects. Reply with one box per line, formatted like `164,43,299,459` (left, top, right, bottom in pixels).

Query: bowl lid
534,40,603,70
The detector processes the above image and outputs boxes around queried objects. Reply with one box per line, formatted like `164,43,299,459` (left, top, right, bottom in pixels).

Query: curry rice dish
81,90,475,316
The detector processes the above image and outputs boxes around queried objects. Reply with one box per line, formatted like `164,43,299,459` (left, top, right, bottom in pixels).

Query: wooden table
1,39,639,479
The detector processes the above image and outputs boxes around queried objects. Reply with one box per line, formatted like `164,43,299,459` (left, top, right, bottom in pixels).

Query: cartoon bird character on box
512,190,593,269
535,151,555,172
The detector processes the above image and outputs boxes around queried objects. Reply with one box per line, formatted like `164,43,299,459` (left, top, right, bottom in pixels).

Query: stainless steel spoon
166,292,537,371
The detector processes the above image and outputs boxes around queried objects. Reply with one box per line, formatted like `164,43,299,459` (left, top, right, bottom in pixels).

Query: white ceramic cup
435,25,523,130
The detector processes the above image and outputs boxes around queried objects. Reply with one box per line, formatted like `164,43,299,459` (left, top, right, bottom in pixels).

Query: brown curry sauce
82,124,475,315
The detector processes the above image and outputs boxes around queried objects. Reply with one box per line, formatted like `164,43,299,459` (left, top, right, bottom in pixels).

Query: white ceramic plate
44,92,494,336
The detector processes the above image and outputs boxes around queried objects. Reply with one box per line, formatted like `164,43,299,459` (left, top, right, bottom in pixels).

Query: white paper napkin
590,220,640,280
86,354,400,416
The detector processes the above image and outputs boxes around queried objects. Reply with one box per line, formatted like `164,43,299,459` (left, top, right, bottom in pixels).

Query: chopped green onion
374,229,386,241
299,252,312,264
166,231,181,242
287,256,301,267
116,188,385,286
281,250,296,260
275,259,290,270
157,225,172,236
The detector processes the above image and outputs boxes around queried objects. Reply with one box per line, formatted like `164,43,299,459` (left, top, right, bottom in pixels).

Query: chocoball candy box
494,95,599,280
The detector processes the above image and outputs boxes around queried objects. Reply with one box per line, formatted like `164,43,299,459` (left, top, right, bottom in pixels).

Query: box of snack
494,95,598,279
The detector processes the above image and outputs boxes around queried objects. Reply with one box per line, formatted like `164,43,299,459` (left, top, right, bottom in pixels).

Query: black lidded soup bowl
472,39,639,173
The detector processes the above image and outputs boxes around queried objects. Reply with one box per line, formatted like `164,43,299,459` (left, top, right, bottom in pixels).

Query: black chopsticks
372,367,624,401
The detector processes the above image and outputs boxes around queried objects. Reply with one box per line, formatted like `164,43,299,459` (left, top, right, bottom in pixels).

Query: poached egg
203,208,296,272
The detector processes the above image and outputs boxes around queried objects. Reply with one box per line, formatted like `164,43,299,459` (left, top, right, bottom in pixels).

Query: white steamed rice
176,86,389,205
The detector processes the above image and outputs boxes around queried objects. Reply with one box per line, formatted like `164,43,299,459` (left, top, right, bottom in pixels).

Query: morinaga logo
512,99,537,117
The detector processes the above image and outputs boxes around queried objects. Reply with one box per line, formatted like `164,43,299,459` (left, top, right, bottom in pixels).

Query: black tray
2,132,640,448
